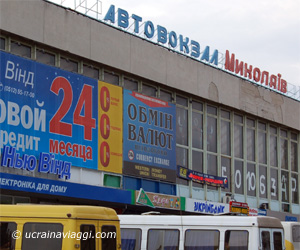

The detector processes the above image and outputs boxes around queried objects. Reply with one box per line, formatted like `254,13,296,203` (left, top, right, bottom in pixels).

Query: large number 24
49,77,96,141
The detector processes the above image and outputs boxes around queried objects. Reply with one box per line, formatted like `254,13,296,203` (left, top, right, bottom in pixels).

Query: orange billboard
98,81,123,174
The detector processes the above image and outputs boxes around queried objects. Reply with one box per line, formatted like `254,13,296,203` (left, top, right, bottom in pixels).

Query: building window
270,168,278,200
247,119,255,161
192,101,203,149
192,150,203,188
124,77,138,91
159,90,172,102
11,40,31,58
234,114,243,159
258,122,267,164
142,84,156,97
234,160,244,194
221,110,231,156
83,64,99,79
247,163,256,196
104,71,119,85
221,157,231,192
259,165,267,198
281,170,289,203
270,126,278,167
0,37,5,50
60,57,78,72
280,129,288,170
176,96,188,146
207,154,217,190
36,48,55,66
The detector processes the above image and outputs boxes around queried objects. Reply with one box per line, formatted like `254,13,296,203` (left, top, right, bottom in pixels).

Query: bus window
185,229,219,250
0,222,17,250
21,223,63,250
273,232,282,250
292,225,300,242
101,225,117,250
121,228,141,250
224,230,248,250
80,225,95,250
261,231,271,250
148,229,179,250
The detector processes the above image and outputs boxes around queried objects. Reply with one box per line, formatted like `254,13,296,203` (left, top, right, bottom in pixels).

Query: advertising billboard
0,52,98,174
123,90,176,183
98,81,123,174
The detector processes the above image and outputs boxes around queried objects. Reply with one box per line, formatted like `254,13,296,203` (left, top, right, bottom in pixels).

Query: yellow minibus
0,204,121,250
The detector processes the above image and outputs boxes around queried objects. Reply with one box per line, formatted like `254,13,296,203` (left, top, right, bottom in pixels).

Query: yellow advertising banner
98,81,123,174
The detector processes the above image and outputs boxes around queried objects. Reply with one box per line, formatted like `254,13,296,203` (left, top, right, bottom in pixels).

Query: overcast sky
97,0,300,87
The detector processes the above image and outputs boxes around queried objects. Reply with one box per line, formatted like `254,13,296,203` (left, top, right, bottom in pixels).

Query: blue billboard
123,89,176,183
0,52,98,172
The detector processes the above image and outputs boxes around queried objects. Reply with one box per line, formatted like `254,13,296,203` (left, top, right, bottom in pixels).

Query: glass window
291,132,298,141
281,170,289,203
192,101,203,112
101,225,117,250
83,64,99,79
261,231,270,250
185,229,219,250
36,49,55,66
177,147,188,169
292,225,300,242
60,57,78,72
259,166,267,198
80,225,95,250
270,133,277,167
22,223,63,250
121,228,141,250
280,138,288,169
291,142,298,172
280,129,287,138
176,107,188,145
224,230,248,250
207,154,217,190
258,122,266,131
221,120,231,156
270,168,278,200
247,163,256,196
234,123,243,159
159,90,172,102
0,37,5,50
207,116,217,153
247,128,255,161
124,78,138,91
11,41,31,58
142,84,156,97
234,114,243,124
176,95,188,106
221,110,230,119
192,111,203,149
273,231,283,250
291,173,299,204
247,118,255,127
259,131,267,164
176,147,188,186
104,71,119,85
207,105,217,116
221,157,231,192
192,151,203,188
235,160,244,194
147,229,179,250
0,222,17,250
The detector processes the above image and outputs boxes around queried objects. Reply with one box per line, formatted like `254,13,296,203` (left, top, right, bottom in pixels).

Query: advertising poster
98,81,123,174
123,89,176,183
0,52,98,175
